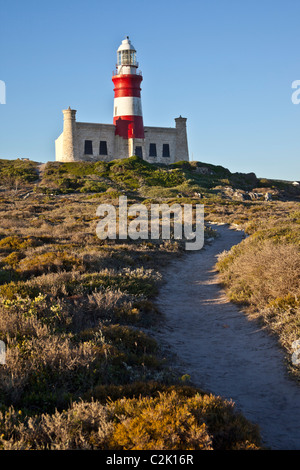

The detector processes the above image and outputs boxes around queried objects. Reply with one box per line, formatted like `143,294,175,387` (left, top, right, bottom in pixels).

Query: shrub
217,238,300,308
102,324,158,355
0,159,38,188
18,251,82,275
0,320,109,411
0,401,114,450
0,280,39,300
65,268,161,298
0,391,261,450
109,392,213,450
2,251,24,268
145,169,185,188
57,177,83,191
0,236,38,252
107,391,261,450
80,181,108,193
0,269,18,286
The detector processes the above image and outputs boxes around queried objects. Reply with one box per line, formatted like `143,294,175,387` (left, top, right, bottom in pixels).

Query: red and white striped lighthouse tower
112,37,145,158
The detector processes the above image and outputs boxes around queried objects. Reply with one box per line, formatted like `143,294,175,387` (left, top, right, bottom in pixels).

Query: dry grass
215,200,300,378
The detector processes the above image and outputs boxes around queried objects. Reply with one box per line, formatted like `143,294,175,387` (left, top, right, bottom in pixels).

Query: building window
84,140,93,155
135,146,143,158
149,143,157,157
99,140,108,155
162,144,170,157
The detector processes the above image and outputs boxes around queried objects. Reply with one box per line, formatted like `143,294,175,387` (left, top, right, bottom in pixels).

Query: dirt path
154,224,300,450
36,162,47,181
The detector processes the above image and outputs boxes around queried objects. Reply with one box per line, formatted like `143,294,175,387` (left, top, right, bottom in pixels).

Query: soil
154,223,300,450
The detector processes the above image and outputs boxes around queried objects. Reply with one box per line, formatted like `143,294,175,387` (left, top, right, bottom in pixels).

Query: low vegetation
206,199,300,378
0,156,299,449
0,389,260,450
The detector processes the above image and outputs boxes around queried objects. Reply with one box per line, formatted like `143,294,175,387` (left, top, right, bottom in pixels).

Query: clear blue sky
1,0,300,181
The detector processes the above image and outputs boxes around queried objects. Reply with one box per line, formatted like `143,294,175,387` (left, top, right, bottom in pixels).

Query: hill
2,155,299,200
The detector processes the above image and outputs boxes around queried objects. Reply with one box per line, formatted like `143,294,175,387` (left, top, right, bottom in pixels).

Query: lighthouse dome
117,36,136,52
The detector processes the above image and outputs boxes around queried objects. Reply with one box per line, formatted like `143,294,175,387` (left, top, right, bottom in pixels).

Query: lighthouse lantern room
117,36,138,73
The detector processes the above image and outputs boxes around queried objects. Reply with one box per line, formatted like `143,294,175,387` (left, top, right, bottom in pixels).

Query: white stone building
55,37,189,164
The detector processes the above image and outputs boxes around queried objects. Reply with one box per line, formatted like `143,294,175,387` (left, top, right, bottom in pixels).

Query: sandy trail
154,224,300,450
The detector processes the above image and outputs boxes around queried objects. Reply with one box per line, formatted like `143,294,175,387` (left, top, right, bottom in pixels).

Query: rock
195,167,214,175
233,191,246,200
265,192,272,201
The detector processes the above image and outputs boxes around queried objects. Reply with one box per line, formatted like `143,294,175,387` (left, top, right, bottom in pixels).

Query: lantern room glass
118,50,136,66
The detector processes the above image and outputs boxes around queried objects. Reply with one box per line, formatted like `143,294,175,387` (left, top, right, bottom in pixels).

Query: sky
0,0,300,181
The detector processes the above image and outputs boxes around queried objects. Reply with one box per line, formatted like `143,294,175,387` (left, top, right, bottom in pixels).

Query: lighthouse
112,36,145,158
55,37,189,163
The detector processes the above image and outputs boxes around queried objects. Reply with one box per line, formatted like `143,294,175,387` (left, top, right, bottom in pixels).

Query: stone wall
55,108,189,164
144,126,177,164
76,123,116,162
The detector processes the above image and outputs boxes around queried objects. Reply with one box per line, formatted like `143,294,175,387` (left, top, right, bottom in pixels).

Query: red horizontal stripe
114,88,140,98
112,74,142,98
114,115,144,139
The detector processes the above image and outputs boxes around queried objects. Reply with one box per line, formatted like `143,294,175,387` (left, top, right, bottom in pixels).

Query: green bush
80,181,108,193
0,159,38,187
